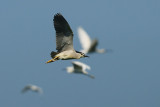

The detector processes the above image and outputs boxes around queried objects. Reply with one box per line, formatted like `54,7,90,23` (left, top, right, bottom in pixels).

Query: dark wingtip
53,13,73,35
53,13,64,22
54,13,62,18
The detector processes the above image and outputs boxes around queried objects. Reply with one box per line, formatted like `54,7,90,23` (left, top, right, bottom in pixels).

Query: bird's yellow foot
46,59,54,64
46,56,59,64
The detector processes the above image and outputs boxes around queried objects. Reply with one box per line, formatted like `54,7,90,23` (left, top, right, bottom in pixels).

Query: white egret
66,61,95,79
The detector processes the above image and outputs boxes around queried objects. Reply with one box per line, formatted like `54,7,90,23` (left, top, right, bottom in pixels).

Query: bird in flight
46,13,89,63
77,26,107,54
65,61,95,79
21,84,43,94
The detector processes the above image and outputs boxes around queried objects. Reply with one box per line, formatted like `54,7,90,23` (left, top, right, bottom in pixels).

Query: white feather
72,61,91,71
65,61,94,79
77,27,92,53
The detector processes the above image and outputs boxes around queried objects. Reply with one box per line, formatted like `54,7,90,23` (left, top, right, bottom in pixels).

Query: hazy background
0,0,160,107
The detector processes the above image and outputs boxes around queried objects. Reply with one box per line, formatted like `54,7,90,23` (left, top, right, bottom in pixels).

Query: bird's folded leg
46,56,59,64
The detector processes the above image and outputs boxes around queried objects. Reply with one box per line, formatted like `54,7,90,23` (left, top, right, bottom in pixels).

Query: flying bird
66,61,95,79
21,84,43,94
46,13,89,63
77,26,106,54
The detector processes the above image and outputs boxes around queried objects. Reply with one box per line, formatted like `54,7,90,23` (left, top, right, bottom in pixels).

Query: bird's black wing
54,13,74,52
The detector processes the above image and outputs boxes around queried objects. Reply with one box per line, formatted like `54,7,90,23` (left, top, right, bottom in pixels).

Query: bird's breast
57,51,77,60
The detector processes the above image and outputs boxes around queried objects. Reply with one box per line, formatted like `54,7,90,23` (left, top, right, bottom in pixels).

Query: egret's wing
72,61,90,71
54,13,74,52
88,39,98,53
77,27,92,52
21,85,31,93
36,87,43,94
83,63,91,71
72,61,83,70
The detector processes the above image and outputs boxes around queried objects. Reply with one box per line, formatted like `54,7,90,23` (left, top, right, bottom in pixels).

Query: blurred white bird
77,26,107,54
21,84,43,94
66,61,95,79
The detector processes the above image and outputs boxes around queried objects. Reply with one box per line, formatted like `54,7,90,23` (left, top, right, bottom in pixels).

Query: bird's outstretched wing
72,61,83,70
35,87,43,94
54,13,74,52
21,85,32,93
72,61,91,71
77,27,92,53
88,39,98,53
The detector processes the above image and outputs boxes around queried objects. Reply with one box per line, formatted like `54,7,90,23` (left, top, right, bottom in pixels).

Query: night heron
77,26,106,54
66,61,95,79
46,13,89,63
21,84,43,94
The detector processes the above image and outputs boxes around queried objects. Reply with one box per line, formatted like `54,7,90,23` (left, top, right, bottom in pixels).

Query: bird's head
76,51,89,58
